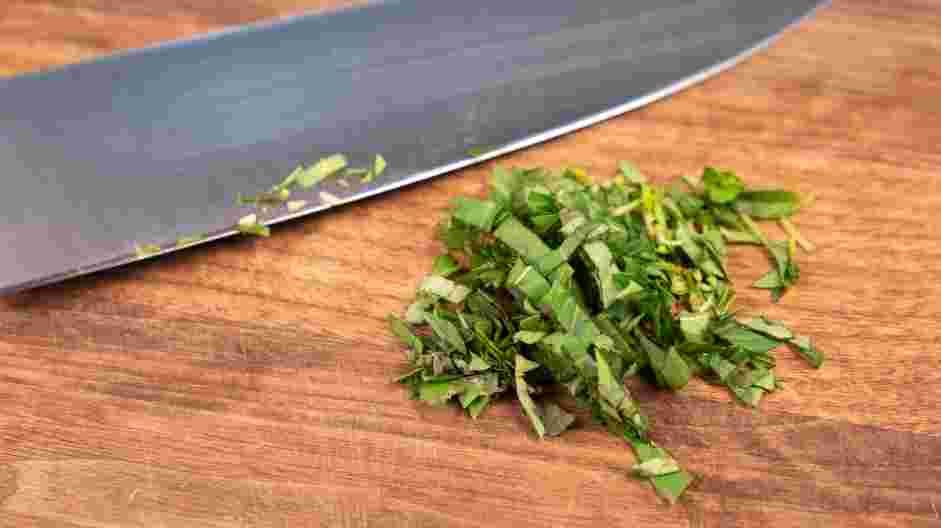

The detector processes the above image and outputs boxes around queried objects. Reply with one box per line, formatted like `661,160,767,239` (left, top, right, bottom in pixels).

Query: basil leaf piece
736,190,801,219
372,154,387,180
628,438,696,504
702,167,744,204
542,402,576,437
636,334,691,390
286,200,308,212
389,315,423,357
515,354,546,438
424,313,467,355
467,395,490,418
714,321,781,354
467,355,492,372
431,255,461,277
344,168,370,178
679,311,711,343
236,214,270,237
452,197,503,232
418,275,471,304
790,335,825,368
741,317,793,340
513,331,548,345
134,243,161,258
596,349,646,433
273,166,303,192
467,145,495,158
419,378,465,405
298,154,347,189
633,457,681,477
619,160,647,184
176,234,206,248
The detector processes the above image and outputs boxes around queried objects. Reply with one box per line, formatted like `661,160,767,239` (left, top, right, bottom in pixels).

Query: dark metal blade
0,0,826,294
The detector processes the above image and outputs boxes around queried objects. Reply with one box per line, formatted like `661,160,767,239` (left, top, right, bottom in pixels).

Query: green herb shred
236,213,270,237
134,243,162,258
176,233,207,248
297,153,348,189
131,153,381,258
229,153,377,240
389,162,823,504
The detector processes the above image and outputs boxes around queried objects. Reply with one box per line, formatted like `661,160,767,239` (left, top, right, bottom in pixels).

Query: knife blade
0,0,826,294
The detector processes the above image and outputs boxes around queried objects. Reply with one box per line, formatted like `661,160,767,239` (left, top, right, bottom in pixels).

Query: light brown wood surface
2,1,941,526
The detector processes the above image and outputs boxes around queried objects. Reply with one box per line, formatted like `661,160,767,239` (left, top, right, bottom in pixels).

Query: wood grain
2,1,941,526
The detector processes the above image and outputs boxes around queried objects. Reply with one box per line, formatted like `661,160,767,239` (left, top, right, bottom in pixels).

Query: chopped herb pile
389,162,823,503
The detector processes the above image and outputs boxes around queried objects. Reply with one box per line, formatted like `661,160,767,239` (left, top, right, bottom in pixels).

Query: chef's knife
0,0,826,294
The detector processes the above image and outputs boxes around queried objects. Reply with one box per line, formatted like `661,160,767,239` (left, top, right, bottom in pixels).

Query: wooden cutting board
2,1,940,526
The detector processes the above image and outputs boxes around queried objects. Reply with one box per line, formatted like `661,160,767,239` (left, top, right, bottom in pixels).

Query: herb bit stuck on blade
319,191,341,206
236,213,270,237
286,200,308,213
176,234,206,248
134,243,161,258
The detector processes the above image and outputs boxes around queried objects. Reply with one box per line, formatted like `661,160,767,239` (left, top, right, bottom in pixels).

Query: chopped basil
373,154,387,179
344,168,370,178
390,162,823,505
236,213,270,237
298,154,347,189
176,234,206,248
702,166,744,204
286,200,308,212
319,191,341,206
467,145,495,158
431,254,461,277
134,243,161,258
